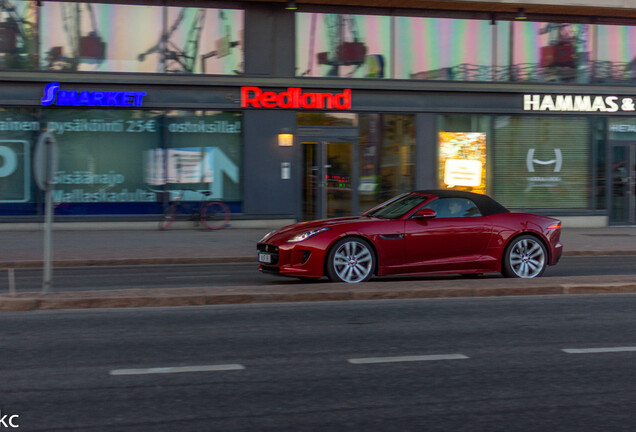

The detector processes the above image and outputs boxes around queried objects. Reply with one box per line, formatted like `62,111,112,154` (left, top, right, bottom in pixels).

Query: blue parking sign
0,140,30,202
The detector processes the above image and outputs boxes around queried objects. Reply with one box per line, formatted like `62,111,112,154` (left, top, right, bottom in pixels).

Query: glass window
395,17,493,81
364,193,426,219
498,21,592,84
593,24,636,84
359,114,415,212
424,197,482,218
493,116,591,209
0,109,39,208
297,112,358,127
160,111,242,203
0,1,38,70
40,3,243,74
296,12,391,78
43,109,161,213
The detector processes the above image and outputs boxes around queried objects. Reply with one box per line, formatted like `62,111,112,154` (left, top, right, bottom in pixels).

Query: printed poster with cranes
296,13,391,78
38,3,243,74
0,1,38,69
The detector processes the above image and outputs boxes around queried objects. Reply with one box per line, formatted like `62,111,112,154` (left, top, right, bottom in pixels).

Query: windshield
364,193,430,219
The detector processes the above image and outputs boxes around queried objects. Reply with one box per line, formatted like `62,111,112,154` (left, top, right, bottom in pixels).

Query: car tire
326,237,375,283
502,235,548,278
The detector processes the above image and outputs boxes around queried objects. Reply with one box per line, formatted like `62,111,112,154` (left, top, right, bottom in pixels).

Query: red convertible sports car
257,190,562,283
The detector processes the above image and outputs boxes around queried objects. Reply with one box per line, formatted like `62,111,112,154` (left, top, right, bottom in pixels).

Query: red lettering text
240,87,352,110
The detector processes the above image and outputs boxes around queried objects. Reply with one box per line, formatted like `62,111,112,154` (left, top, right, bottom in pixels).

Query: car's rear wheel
502,235,547,278
326,237,375,283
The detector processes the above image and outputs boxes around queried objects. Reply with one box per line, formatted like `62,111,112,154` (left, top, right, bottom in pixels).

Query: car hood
262,216,374,243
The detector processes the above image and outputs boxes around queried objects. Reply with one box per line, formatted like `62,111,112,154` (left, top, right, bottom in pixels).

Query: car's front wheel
326,237,375,283
502,235,547,278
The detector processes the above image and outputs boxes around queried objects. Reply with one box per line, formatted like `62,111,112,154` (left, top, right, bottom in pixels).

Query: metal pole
8,268,15,296
42,137,53,294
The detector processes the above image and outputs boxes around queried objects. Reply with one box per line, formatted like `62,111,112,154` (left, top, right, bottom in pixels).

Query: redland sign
241,86,352,110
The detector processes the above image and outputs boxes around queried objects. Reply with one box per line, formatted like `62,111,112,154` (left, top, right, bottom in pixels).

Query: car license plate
258,252,272,264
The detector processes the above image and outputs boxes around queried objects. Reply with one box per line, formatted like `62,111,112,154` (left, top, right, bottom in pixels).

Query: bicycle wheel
159,204,178,230
201,201,230,230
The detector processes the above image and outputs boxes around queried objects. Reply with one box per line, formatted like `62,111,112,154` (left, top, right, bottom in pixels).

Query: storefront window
0,109,39,212
159,111,242,205
493,116,591,209
296,13,391,78
359,114,415,211
39,3,243,74
395,17,493,81
0,109,243,217
43,109,162,214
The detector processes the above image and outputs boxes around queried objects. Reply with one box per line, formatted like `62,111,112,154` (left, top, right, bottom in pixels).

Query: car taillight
548,222,561,229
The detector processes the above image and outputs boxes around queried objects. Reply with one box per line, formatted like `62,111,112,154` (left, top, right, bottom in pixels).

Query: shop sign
241,86,351,109
438,132,487,194
443,159,482,187
524,94,636,113
609,124,636,133
41,82,147,107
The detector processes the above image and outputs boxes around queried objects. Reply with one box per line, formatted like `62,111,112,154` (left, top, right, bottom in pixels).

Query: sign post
34,132,58,294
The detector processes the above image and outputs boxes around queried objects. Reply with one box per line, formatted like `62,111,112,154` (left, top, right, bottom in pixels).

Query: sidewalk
1,225,636,311
1,225,636,267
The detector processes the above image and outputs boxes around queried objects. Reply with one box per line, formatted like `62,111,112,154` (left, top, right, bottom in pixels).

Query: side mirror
414,208,437,219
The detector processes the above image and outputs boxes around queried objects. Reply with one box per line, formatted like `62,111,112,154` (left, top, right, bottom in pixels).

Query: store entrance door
299,127,359,221
609,143,636,224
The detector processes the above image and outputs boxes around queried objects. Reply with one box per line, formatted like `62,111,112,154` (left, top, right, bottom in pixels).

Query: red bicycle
159,189,230,230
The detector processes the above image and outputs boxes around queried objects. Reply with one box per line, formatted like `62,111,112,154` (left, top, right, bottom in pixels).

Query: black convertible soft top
415,190,510,217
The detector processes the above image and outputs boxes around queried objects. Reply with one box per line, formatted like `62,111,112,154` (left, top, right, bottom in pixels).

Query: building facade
1,0,635,226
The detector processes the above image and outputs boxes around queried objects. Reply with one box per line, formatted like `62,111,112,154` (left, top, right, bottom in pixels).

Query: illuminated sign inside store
444,159,482,188
241,86,351,110
523,94,636,113
438,132,486,194
41,82,147,107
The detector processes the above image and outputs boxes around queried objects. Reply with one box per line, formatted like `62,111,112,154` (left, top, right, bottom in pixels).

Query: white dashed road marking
562,346,636,354
348,354,469,364
110,364,245,376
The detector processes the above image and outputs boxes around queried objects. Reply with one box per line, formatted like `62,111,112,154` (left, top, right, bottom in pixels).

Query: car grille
257,244,279,254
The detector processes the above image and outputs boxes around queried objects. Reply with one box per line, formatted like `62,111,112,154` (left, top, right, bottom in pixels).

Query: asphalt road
1,255,636,292
2,295,636,431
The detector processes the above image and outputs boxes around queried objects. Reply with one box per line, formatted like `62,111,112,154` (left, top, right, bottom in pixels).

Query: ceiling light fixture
515,8,527,20
285,1,297,11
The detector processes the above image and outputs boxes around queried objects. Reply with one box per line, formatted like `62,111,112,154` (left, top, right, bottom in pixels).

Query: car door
403,198,494,273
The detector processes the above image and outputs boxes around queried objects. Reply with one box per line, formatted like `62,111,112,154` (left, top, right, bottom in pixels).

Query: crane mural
0,0,37,69
44,2,106,71
138,8,241,74
299,12,387,78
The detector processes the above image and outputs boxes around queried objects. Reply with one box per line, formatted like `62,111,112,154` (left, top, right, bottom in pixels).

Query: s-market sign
41,82,147,107
524,94,636,113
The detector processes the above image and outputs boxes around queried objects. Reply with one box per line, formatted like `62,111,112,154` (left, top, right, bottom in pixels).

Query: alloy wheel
331,239,374,283
508,237,546,278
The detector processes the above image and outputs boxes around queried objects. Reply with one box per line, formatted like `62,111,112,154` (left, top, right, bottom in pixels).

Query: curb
2,282,636,311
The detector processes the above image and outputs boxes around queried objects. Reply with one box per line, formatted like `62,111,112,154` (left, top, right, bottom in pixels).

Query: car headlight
287,228,330,243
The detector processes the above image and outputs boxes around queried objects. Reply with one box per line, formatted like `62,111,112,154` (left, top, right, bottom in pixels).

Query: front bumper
257,242,325,278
